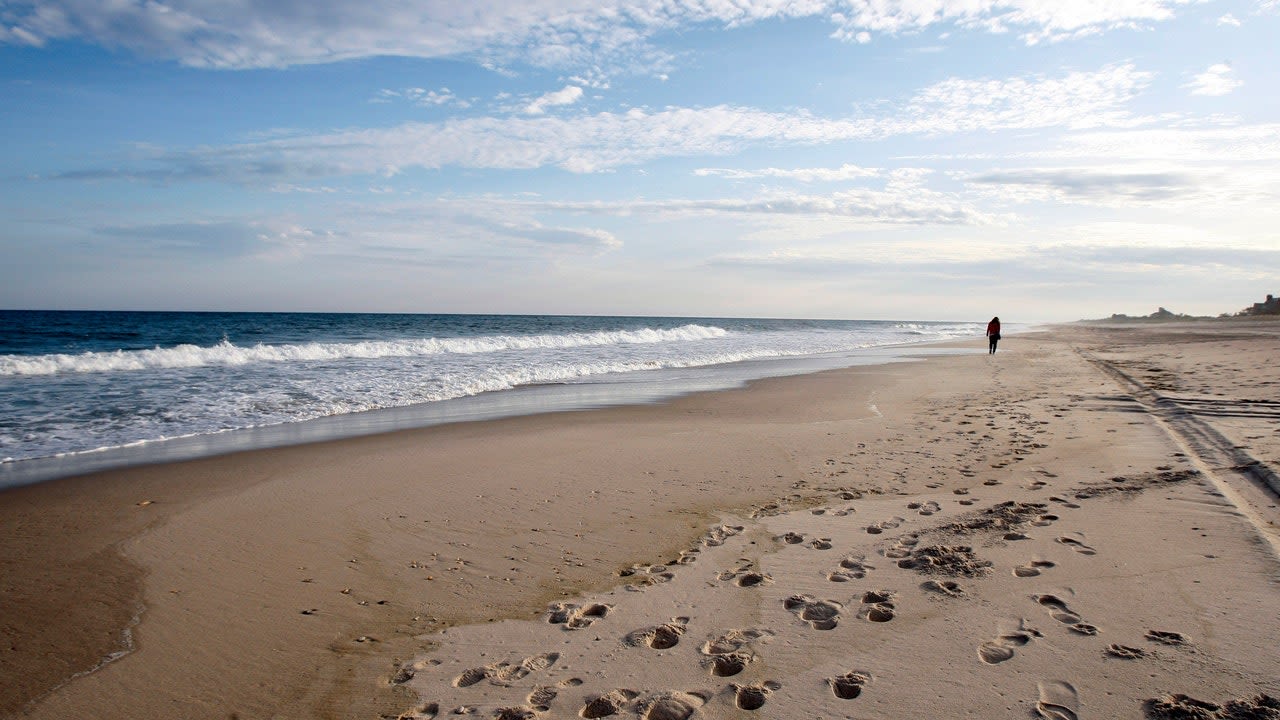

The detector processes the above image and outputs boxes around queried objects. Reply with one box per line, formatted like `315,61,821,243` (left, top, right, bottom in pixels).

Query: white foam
0,324,729,376
1,319,994,468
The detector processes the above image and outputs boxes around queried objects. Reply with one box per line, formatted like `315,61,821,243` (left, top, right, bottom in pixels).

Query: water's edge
1,342,972,489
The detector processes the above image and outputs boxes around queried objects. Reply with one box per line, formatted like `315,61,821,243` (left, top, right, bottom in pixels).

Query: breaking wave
0,324,729,377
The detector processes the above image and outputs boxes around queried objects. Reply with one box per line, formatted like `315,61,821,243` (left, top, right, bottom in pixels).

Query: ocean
0,310,987,487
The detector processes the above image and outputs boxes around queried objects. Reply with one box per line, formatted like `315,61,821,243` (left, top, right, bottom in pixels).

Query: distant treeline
1087,293,1279,322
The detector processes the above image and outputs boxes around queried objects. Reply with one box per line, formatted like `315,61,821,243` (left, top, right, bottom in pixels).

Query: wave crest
0,324,729,376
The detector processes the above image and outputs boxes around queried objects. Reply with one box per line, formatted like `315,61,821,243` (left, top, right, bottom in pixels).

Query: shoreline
3,324,1278,718
0,340,975,490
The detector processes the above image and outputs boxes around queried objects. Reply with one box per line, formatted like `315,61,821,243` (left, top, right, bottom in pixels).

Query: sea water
0,311,986,486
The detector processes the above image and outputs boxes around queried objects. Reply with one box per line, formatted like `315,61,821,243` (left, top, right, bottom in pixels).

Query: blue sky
2,1,1277,321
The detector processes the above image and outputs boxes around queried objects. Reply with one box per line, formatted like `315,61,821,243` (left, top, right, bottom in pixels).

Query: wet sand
3,321,1278,719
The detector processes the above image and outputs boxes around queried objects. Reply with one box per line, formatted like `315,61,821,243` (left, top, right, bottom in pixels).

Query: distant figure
986,316,1001,354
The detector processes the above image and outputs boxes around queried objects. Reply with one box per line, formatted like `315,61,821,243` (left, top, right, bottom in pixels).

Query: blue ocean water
0,310,986,486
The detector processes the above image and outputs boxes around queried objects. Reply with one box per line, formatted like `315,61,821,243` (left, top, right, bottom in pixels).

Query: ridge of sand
3,323,1278,719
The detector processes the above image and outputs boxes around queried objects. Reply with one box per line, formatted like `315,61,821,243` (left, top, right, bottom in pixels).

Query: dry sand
2,321,1278,719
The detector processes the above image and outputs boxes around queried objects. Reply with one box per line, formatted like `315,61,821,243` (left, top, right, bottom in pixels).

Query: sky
2,1,1278,322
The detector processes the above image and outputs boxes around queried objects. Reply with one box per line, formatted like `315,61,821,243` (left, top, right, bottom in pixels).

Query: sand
2,321,1278,719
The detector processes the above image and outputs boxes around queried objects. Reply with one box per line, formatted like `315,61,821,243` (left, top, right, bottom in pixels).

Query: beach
2,321,1278,719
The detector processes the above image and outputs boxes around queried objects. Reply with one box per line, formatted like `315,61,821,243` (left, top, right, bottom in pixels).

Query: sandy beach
2,321,1278,719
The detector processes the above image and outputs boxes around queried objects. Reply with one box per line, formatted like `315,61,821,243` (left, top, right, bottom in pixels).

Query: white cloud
376,87,471,108
1185,63,1242,96
1052,124,1280,163
269,183,338,194
1217,14,1241,26
897,63,1155,132
827,0,1192,46
56,64,1152,180
966,166,1208,204
965,160,1280,211
523,85,584,114
494,186,1002,226
695,164,881,181
0,0,1195,71
567,71,611,90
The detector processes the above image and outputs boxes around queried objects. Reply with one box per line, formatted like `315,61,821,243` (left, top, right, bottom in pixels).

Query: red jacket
986,320,1001,336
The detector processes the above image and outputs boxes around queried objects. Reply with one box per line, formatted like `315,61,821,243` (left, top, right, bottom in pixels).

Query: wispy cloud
966,166,1205,204
1184,63,1242,96
89,220,337,259
0,1,1196,72
1052,124,1280,162
374,87,471,108
695,164,880,182
50,64,1153,181
484,183,1001,226
965,159,1280,210
828,0,1192,45
898,63,1154,132
523,85,584,114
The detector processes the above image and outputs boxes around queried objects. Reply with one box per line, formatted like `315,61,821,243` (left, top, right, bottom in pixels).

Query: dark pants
988,334,999,354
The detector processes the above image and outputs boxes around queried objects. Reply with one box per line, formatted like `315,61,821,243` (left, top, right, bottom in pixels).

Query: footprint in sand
1145,630,1190,646
780,531,806,545
784,594,843,630
1049,496,1082,509
828,671,871,700
907,500,941,516
528,685,558,708
624,618,689,649
621,565,677,592
547,602,612,629
866,517,905,535
454,666,488,688
581,689,641,718
703,524,745,547
699,628,772,676
978,620,1042,664
859,590,896,622
453,652,560,688
921,579,964,597
1033,594,1080,623
733,681,782,711
1105,644,1146,659
1034,594,1098,635
828,556,874,582
884,534,920,559
391,657,440,685
640,691,709,720
1031,513,1060,527
1014,560,1057,577
1035,680,1080,720
1056,534,1096,556
717,561,773,588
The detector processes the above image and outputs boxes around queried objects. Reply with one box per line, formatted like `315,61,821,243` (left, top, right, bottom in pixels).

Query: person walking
986,316,1001,354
